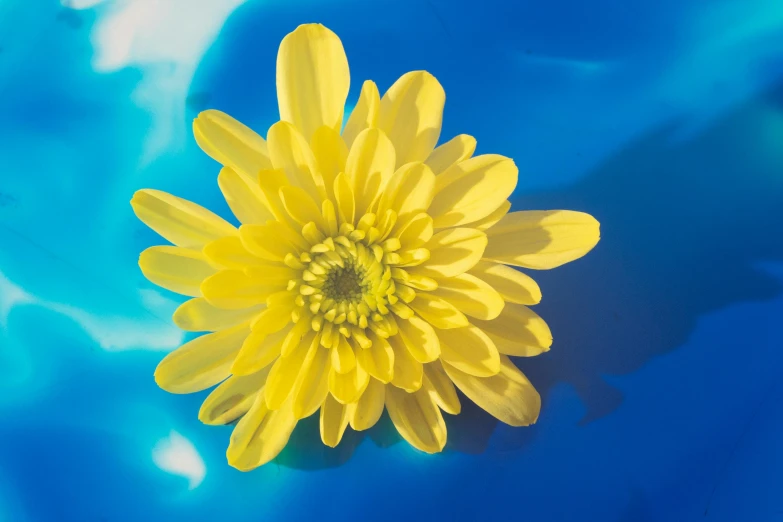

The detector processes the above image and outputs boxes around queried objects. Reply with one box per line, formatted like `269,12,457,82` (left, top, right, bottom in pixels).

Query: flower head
132,23,600,470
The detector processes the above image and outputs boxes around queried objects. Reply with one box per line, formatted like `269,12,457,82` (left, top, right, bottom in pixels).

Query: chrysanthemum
131,23,599,470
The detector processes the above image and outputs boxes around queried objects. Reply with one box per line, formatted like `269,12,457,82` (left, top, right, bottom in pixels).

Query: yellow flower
131,23,600,470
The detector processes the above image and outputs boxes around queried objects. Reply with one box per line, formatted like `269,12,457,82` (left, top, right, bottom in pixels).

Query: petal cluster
131,24,600,470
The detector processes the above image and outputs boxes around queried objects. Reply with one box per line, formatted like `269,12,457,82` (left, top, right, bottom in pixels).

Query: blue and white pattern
1,0,783,520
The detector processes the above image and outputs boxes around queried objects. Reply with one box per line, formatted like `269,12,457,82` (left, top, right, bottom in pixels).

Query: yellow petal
267,120,325,201
257,168,291,222
320,393,353,447
139,246,208,297
310,125,348,199
333,172,356,226
350,378,385,431
345,128,396,215
393,269,437,291
465,200,510,231
139,246,217,297
279,185,325,228
376,162,435,220
263,331,313,409
200,269,280,310
443,355,540,426
280,319,311,357
430,273,504,320
415,228,487,278
395,213,434,249
473,303,552,357
291,335,332,419
277,23,350,141
329,362,370,404
342,80,380,148
240,222,304,261
484,210,600,269
154,323,249,394
252,294,295,335
331,336,357,374
203,236,274,270
378,71,445,166
193,109,272,177
173,298,262,332
356,334,395,383
422,361,460,414
469,260,541,305
429,155,517,229
243,265,299,285
232,325,289,376
198,367,271,425
397,248,430,268
217,167,274,225
227,394,297,471
425,134,476,175
397,315,440,363
385,385,446,453
388,334,423,392
131,189,236,248
409,293,469,329
437,325,500,377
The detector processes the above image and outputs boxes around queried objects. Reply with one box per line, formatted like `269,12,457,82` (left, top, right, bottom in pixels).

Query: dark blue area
1,0,783,520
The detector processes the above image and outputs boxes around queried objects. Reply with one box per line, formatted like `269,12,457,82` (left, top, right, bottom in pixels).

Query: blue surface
1,0,783,520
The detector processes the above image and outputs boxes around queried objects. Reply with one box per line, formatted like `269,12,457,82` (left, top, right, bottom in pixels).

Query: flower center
322,262,365,302
289,222,406,349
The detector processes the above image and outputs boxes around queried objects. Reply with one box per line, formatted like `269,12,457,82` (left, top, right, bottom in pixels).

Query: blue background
1,0,783,520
